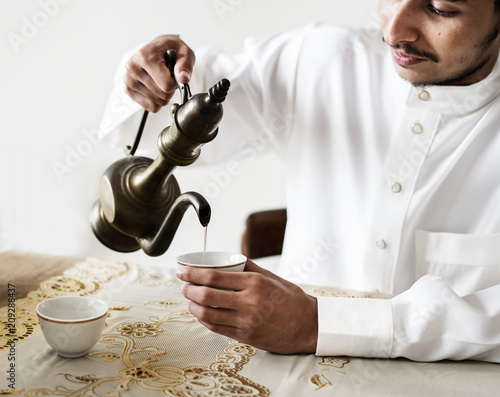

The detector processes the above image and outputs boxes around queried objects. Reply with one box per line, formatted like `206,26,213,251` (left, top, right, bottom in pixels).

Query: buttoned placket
363,89,440,294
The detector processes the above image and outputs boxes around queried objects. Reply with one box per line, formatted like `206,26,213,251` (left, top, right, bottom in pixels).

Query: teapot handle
165,49,192,106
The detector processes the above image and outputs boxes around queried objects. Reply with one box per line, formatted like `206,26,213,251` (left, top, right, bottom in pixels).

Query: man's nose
381,1,420,46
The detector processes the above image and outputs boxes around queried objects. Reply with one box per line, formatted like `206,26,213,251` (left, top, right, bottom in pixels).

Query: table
1,254,499,396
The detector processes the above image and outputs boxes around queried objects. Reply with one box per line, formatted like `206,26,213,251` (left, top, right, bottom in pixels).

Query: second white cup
36,296,108,358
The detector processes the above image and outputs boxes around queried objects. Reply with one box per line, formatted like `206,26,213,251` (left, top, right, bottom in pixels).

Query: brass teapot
90,50,230,256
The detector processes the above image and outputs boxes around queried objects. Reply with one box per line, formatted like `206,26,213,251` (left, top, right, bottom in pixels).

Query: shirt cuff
315,296,393,357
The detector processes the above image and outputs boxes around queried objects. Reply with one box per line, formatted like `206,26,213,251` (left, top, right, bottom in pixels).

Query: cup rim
177,262,245,269
36,296,108,324
177,251,247,268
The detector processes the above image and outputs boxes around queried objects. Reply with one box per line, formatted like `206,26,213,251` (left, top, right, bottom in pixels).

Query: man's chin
393,59,493,87
393,64,437,87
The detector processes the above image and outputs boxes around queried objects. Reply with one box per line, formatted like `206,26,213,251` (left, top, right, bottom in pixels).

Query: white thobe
101,23,500,362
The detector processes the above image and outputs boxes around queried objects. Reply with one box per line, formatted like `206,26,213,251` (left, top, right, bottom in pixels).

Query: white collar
405,55,500,115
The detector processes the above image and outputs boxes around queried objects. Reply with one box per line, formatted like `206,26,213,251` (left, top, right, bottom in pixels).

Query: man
106,0,500,361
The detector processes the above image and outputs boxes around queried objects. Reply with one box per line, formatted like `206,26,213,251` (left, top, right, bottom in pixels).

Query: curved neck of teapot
137,191,211,256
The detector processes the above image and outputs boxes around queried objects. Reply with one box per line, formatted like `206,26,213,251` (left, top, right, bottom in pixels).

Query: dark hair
497,0,500,12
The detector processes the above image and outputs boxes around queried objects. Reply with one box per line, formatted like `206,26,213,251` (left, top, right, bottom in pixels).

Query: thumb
244,259,280,279
174,46,196,84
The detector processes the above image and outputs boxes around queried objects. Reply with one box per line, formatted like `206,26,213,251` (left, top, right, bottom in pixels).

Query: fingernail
178,70,191,83
176,269,184,279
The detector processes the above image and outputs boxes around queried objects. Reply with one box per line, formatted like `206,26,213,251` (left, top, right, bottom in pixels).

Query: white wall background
0,0,378,268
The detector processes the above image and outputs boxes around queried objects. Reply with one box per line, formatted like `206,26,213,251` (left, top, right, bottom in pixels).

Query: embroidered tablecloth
1,256,499,396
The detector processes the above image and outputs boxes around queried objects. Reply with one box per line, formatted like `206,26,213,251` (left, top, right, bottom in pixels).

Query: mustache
382,38,439,63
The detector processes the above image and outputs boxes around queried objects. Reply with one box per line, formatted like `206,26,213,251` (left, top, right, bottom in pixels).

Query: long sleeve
391,276,500,361
316,275,500,362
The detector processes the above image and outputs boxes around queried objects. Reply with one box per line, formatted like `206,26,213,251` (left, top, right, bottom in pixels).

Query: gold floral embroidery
106,306,132,326
38,276,99,296
139,271,180,288
309,357,350,391
159,311,196,323
211,340,256,374
57,374,101,384
302,285,378,299
309,373,331,390
319,357,350,368
87,352,121,362
109,306,132,311
0,258,129,350
26,323,269,396
0,390,25,395
145,301,184,308
117,322,164,338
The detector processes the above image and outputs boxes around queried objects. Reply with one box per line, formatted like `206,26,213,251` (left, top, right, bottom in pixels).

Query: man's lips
391,48,427,66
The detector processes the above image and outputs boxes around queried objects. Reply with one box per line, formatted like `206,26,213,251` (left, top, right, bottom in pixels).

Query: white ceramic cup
177,251,247,272
36,296,108,358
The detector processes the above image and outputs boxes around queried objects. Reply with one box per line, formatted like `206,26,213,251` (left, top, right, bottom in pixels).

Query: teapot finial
209,78,230,102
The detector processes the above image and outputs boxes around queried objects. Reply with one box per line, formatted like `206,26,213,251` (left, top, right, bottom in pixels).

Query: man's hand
124,35,196,112
176,259,318,354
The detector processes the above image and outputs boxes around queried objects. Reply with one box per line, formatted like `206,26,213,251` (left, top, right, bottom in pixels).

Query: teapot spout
138,192,211,257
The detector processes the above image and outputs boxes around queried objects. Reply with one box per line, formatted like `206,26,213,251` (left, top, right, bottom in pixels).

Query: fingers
125,59,172,101
188,302,237,327
123,35,196,112
181,282,240,310
177,265,282,309
177,268,245,291
187,300,259,340
197,321,246,340
123,70,171,113
144,36,195,90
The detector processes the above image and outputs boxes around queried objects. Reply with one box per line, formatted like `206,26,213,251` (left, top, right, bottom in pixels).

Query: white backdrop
0,0,378,267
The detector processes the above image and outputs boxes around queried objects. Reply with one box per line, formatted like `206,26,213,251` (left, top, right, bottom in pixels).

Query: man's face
379,0,500,86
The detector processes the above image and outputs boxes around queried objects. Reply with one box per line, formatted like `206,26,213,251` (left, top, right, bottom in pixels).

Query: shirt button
391,182,402,193
376,239,387,249
418,89,430,101
411,122,423,134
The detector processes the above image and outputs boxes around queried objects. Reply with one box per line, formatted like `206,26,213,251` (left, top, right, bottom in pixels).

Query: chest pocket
415,230,500,296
